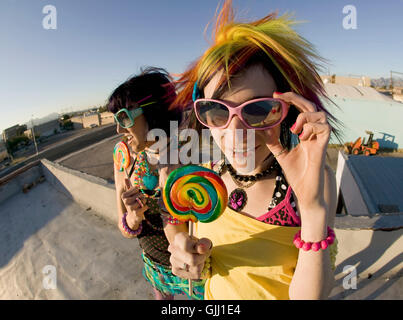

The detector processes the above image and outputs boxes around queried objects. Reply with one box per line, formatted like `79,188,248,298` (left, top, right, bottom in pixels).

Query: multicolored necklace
132,151,161,199
130,151,163,231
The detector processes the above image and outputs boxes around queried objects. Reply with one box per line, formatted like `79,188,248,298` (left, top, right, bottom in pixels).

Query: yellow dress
195,207,300,300
194,163,338,300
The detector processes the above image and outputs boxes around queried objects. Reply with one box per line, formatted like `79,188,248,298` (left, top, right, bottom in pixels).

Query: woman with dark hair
164,1,339,300
108,67,205,300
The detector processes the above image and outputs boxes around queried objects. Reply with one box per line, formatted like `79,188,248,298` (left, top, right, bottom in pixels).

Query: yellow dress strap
329,238,338,271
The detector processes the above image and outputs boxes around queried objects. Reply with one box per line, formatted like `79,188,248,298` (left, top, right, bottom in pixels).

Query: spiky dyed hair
173,0,340,147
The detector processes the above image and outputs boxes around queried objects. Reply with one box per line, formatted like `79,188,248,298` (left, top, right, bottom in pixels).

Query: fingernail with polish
274,91,283,95
290,122,297,131
136,198,144,207
298,132,304,139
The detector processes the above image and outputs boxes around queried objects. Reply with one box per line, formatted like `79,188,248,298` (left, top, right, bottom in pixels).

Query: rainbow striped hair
173,0,340,147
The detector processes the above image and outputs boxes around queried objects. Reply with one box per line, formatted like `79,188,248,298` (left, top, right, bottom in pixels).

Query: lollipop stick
188,220,193,298
122,166,132,188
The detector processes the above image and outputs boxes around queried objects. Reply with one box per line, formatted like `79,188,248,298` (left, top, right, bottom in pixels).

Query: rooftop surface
0,180,155,299
324,83,399,102
347,155,403,214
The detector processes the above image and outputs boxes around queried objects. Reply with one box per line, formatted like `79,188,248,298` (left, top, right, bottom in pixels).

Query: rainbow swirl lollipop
113,141,131,172
163,165,228,223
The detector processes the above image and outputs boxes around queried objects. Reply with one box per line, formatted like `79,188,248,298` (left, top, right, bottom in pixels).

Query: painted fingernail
274,91,283,95
290,122,297,131
136,198,144,207
298,131,304,139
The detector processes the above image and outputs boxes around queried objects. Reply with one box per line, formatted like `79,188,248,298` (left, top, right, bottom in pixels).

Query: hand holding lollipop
163,165,228,296
113,141,131,176
114,141,146,232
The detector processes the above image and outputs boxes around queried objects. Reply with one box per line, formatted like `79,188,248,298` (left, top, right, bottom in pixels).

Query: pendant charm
142,174,158,190
228,188,247,212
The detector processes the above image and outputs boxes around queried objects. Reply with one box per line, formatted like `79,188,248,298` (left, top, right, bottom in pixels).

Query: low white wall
336,151,369,215
41,159,117,224
0,165,43,205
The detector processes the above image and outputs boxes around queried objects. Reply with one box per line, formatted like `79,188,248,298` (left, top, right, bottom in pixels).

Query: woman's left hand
265,92,331,214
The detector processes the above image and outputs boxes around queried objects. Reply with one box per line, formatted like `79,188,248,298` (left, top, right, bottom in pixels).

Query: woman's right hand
168,232,212,279
121,178,149,229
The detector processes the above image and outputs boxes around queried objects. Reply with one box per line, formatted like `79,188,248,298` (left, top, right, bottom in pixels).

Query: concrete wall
82,114,100,128
335,76,371,87
0,162,43,204
0,141,8,162
0,150,8,162
393,94,403,103
321,75,371,87
34,120,60,137
100,112,114,126
41,159,117,224
335,151,369,215
2,125,21,141
70,116,84,129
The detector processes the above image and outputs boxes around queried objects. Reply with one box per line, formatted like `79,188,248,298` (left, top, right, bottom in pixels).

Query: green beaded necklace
132,151,161,198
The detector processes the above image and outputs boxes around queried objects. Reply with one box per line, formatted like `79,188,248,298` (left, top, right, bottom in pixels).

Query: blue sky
1,0,402,133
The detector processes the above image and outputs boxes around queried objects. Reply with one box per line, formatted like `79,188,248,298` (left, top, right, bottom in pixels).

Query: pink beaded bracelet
293,226,335,251
122,212,143,236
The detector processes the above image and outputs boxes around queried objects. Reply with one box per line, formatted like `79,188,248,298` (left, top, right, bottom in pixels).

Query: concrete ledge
336,151,369,215
0,162,43,205
335,213,403,230
41,159,117,224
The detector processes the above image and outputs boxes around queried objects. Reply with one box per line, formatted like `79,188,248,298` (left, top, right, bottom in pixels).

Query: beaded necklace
131,151,163,231
132,151,161,199
214,157,280,212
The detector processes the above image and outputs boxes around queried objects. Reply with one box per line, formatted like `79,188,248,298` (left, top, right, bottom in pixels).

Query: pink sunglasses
193,97,289,130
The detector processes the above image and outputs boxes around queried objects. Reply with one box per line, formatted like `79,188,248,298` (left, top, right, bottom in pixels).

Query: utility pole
31,117,39,156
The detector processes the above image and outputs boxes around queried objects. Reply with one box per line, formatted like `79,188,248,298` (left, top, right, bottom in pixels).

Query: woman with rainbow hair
164,0,339,299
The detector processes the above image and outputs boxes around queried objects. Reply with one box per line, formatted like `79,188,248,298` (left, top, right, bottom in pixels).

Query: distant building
392,87,403,95
24,120,60,139
2,124,25,141
321,75,371,87
82,112,100,128
70,116,84,129
0,140,9,161
100,112,115,126
392,92,403,103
